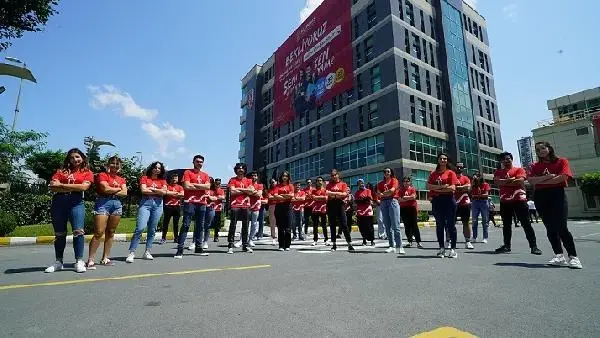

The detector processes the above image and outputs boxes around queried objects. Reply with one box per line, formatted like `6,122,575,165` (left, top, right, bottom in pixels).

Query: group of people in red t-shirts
43,140,583,274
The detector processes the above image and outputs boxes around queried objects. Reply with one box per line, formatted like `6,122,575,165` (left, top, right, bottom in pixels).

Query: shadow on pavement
4,266,47,274
396,255,439,259
494,262,554,269
464,251,497,255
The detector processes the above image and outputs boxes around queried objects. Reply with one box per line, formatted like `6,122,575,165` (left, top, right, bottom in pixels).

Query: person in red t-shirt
87,156,128,269
240,171,263,247
271,171,295,250
227,163,255,253
267,179,279,245
354,179,375,246
201,177,220,250
377,167,403,253
310,176,329,245
470,172,491,243
126,161,168,263
256,188,268,239
493,152,541,255
427,153,459,258
211,178,225,242
160,173,184,244
398,176,422,248
175,155,212,258
528,142,582,269
454,163,474,250
45,148,94,274
302,179,315,236
291,182,306,240
370,183,386,240
326,169,355,252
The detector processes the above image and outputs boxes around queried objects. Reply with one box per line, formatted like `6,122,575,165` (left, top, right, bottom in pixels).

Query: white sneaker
246,247,254,253
437,249,445,258
482,238,488,244
75,260,87,273
271,239,277,246
174,253,183,259
126,252,135,263
45,261,63,273
278,248,285,251
447,249,458,258
445,241,451,249
548,254,567,267
398,247,406,255
312,241,317,246
466,242,474,249
325,240,331,246
143,251,154,260
234,241,242,248
385,247,396,254
202,242,208,250
249,240,256,247
568,256,582,269
285,248,291,251
227,248,234,254
187,243,195,251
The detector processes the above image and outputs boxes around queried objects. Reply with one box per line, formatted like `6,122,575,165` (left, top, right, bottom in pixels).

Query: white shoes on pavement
45,261,63,273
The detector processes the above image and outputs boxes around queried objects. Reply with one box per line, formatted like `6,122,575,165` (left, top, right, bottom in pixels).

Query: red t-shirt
182,169,210,204
529,158,572,190
164,183,184,206
275,183,295,203
248,182,264,212
398,186,418,209
427,169,459,198
472,182,490,200
95,172,126,195
52,169,94,185
140,176,167,196
228,176,253,209
268,187,279,205
377,177,400,199
326,180,349,201
494,166,527,202
454,175,472,206
292,190,306,211
303,186,315,208
312,187,328,214
213,188,225,211
354,188,373,216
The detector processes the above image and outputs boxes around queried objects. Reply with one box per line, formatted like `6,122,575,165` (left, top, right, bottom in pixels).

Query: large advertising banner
273,0,353,128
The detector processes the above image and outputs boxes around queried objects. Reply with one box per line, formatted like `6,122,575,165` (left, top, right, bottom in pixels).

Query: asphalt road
1,221,599,338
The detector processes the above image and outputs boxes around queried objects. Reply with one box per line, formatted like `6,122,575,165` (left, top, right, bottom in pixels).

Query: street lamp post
5,57,26,132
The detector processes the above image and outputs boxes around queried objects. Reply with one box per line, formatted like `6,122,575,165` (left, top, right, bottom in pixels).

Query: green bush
581,172,600,196
0,211,18,236
83,201,95,235
0,192,52,226
418,211,430,222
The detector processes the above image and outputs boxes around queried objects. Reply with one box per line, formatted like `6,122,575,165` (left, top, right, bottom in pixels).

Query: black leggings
311,213,328,242
500,201,537,249
275,203,292,249
357,215,374,241
228,208,249,247
327,200,351,245
400,207,421,243
304,208,312,235
212,210,222,239
534,188,576,257
162,206,181,240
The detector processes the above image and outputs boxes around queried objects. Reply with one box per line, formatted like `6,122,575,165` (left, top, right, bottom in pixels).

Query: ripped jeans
51,193,86,261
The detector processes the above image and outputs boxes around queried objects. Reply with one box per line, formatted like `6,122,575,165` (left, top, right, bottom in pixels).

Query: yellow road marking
412,326,477,338
0,264,271,291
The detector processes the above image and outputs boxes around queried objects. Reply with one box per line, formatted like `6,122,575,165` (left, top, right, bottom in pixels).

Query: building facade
532,87,600,217
239,0,503,209
517,136,536,171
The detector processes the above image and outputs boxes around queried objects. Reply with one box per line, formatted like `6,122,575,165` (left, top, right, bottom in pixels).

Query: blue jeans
377,207,386,238
380,198,402,248
51,193,86,260
256,206,265,238
177,203,207,249
129,197,164,252
94,197,123,216
249,210,259,240
431,195,457,249
292,209,304,238
471,199,489,240
204,206,215,243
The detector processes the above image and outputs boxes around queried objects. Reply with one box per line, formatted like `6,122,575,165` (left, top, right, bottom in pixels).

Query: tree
83,136,115,173
0,117,47,182
0,0,60,52
580,172,600,197
25,149,63,182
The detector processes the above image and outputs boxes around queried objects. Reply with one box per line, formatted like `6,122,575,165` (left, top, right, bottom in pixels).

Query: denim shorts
94,197,123,216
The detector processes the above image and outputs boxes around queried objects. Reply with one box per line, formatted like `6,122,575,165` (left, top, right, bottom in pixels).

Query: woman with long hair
267,178,278,245
427,153,459,258
311,176,329,246
470,171,490,243
256,189,268,240
236,171,263,247
398,176,422,249
160,173,184,245
377,168,404,254
87,156,128,269
355,179,375,246
528,142,582,269
45,148,94,273
272,171,294,251
202,177,218,250
326,169,355,252
126,162,167,263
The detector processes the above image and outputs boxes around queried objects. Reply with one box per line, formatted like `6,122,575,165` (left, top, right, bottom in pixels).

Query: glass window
410,63,421,90
334,134,385,171
289,153,325,182
364,36,374,62
405,0,414,26
411,33,421,59
367,3,377,29
408,131,447,164
370,65,381,92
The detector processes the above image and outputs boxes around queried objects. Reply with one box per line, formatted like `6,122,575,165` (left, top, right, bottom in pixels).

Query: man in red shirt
175,155,211,258
161,174,184,244
243,171,263,247
211,178,225,242
493,152,541,255
291,182,306,240
302,179,314,237
326,169,355,252
227,163,255,253
454,163,474,249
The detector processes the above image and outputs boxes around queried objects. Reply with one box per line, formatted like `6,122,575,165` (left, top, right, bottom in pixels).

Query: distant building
517,136,536,171
532,86,600,217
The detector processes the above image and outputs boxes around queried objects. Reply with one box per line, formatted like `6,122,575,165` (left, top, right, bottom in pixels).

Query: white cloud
463,0,477,9
141,122,186,158
299,0,323,22
88,85,158,121
502,4,518,20
176,146,187,154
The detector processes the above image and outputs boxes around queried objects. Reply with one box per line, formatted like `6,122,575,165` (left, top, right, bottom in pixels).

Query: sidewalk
0,217,502,247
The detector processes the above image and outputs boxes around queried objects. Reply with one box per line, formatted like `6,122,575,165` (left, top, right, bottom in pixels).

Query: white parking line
578,232,600,238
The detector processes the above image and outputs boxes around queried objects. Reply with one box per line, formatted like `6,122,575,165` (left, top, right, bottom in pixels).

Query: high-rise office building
517,136,536,171
239,0,503,208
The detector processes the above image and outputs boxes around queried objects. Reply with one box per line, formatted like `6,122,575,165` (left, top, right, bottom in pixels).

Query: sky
0,0,599,179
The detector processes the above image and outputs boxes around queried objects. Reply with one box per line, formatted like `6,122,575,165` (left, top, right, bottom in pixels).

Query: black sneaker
417,243,424,249
213,237,219,242
531,247,542,255
331,245,337,251
370,241,376,246
362,240,367,246
242,246,249,252
336,234,342,239
194,246,203,254
174,248,184,259
495,245,511,254
348,244,355,252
